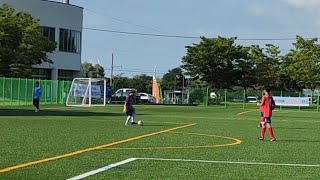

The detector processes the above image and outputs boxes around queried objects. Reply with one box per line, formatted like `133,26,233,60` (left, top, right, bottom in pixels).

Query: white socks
131,114,136,123
125,116,131,126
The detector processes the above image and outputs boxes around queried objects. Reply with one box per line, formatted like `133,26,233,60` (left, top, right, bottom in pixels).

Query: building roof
40,0,83,9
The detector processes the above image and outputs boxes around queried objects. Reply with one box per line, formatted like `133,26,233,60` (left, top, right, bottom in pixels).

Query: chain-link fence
0,77,72,106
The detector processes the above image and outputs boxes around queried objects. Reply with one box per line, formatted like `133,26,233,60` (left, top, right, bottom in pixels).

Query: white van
247,96,258,103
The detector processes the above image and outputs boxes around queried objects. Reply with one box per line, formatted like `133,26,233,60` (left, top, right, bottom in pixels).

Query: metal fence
186,87,320,111
0,77,72,106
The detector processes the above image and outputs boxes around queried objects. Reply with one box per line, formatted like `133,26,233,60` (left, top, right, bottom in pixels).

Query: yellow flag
123,103,127,112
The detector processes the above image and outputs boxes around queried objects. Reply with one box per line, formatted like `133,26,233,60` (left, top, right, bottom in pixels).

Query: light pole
96,59,100,78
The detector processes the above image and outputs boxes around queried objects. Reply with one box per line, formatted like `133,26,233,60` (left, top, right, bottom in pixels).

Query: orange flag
152,76,160,104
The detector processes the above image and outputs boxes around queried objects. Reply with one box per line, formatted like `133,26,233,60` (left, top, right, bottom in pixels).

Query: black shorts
33,98,40,106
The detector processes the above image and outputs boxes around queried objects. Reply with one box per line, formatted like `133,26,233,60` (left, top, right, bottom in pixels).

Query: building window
58,70,74,80
40,26,55,42
59,29,81,54
32,68,52,80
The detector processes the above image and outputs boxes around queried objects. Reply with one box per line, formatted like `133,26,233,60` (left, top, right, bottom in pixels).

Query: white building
0,0,84,80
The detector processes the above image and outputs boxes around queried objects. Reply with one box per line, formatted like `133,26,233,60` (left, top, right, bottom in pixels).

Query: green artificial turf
0,105,319,179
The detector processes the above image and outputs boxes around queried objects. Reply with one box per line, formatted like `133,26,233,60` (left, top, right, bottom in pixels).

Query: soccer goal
66,78,107,107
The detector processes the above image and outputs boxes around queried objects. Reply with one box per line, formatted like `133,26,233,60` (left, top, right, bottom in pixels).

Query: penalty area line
67,158,320,180
66,158,138,180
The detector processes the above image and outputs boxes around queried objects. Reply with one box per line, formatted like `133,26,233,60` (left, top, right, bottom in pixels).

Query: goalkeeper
124,90,137,126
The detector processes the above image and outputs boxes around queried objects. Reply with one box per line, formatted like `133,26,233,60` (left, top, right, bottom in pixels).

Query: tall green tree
81,62,105,78
182,37,250,88
130,74,153,93
112,74,130,90
161,67,186,90
283,36,320,90
250,44,281,89
0,4,56,77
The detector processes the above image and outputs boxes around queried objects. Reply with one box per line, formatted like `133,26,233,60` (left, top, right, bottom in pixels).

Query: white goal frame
66,78,107,107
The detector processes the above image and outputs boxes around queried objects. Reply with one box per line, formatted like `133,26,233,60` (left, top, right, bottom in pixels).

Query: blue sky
56,0,320,77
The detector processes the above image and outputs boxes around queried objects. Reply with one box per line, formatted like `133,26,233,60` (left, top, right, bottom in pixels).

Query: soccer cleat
270,138,276,142
258,137,264,141
131,122,137,125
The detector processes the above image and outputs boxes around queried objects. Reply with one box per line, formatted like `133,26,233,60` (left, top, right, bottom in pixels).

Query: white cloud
279,0,320,10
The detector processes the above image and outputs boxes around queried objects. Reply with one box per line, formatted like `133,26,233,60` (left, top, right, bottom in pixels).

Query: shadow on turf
0,109,149,117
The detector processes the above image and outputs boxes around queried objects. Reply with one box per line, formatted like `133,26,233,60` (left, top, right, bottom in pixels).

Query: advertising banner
273,96,310,107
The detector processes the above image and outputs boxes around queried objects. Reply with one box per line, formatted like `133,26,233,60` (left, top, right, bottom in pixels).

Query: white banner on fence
73,84,101,98
273,96,310,107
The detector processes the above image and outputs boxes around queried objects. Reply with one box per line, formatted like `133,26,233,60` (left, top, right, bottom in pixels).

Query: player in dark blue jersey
33,81,42,112
124,90,137,126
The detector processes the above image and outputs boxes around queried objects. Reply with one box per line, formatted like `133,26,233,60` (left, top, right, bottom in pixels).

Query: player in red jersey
258,88,276,141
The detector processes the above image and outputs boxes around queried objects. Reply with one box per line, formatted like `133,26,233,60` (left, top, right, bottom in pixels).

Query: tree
130,74,153,93
0,4,56,77
182,37,250,89
250,44,281,89
112,74,130,90
161,67,186,90
81,62,105,78
282,36,320,90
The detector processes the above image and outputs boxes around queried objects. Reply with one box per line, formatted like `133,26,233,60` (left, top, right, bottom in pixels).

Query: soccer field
0,105,320,179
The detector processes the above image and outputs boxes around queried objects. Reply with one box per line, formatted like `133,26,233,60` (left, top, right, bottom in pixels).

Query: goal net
66,78,107,107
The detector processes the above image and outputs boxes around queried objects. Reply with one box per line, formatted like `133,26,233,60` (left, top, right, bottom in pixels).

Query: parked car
232,98,244,102
138,93,156,103
110,88,141,104
247,96,258,103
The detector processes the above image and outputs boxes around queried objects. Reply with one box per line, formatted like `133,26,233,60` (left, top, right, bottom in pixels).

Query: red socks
260,128,266,139
268,127,275,139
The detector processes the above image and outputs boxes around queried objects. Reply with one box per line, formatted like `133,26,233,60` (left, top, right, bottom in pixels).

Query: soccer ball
138,120,143,126
210,92,217,99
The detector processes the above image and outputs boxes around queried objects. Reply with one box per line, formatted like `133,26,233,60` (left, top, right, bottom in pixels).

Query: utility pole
110,53,122,87
110,53,114,87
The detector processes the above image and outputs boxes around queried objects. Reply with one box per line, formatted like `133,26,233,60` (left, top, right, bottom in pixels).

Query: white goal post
66,78,107,107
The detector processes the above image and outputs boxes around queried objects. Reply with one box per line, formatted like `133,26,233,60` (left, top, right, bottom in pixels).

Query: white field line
137,158,320,167
67,157,320,179
66,158,137,180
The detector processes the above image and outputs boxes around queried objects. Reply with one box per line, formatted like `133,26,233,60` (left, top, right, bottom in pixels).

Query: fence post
44,80,47,105
18,78,21,106
55,80,58,104
25,78,28,105
224,89,227,108
62,80,65,103
10,77,13,106
2,77,5,106
280,91,283,111
242,89,246,109
206,87,209,107
51,80,53,104
298,92,301,111
317,95,319,112
32,79,35,103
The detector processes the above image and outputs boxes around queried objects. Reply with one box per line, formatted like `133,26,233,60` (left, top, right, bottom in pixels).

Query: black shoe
258,137,264,141
270,138,276,142
131,122,137,125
